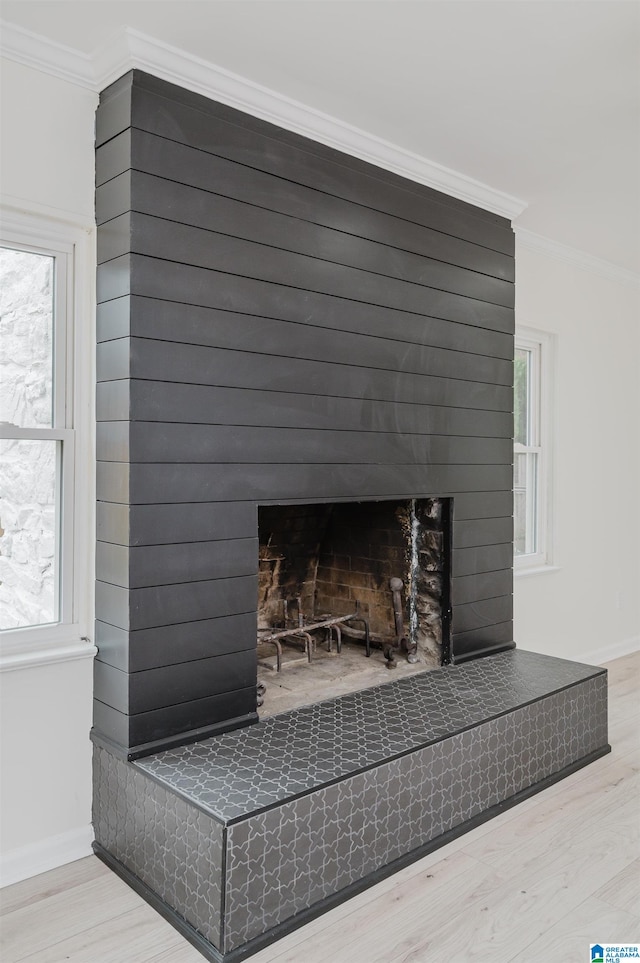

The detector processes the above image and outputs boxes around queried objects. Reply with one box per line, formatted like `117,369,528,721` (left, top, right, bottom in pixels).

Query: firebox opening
257,498,452,716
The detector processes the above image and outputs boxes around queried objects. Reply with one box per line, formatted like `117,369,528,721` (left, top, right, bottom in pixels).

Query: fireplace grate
257,600,370,671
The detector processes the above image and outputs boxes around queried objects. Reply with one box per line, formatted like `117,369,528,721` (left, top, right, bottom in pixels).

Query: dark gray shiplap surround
94,70,515,758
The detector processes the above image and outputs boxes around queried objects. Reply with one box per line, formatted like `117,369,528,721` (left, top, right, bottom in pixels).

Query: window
0,209,93,659
514,327,554,572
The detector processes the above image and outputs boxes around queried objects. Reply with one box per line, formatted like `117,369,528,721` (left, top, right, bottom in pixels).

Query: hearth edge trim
90,710,259,763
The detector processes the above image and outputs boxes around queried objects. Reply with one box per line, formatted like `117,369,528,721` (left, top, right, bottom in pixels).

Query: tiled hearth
92,649,609,962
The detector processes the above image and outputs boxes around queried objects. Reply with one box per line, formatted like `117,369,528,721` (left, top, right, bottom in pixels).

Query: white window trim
0,205,96,668
514,324,557,575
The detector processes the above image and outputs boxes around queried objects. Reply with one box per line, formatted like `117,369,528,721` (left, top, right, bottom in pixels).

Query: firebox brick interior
92,70,609,963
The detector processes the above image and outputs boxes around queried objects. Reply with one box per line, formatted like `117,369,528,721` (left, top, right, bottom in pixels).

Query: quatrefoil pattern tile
92,746,224,949
222,676,607,949
135,650,607,823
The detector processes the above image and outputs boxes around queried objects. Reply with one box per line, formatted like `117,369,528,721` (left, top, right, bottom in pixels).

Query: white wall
0,58,98,885
0,59,97,221
514,242,640,664
0,55,638,887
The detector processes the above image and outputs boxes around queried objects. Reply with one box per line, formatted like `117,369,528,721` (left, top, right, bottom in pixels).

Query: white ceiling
2,0,639,274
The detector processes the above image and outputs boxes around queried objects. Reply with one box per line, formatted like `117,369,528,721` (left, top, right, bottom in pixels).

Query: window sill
514,564,561,580
0,636,97,672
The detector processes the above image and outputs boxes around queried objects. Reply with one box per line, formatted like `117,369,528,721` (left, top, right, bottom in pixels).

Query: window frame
514,325,556,575
0,207,94,662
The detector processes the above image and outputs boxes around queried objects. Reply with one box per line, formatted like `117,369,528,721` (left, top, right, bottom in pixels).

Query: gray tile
94,652,608,955
92,746,224,950
222,673,607,949
135,650,606,823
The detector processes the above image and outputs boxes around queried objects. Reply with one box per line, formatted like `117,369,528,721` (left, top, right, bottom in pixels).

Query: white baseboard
576,636,640,667
0,825,94,888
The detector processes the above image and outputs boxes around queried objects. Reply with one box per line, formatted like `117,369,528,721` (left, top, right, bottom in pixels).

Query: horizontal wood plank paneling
97,462,513,505
127,78,514,254
94,300,515,383
99,245,514,335
95,579,129,631
97,340,513,412
96,180,514,308
93,688,257,748
96,253,129,303
95,611,257,673
96,296,131,343
453,516,513,549
452,543,514,578
97,501,257,547
95,542,129,589
94,70,515,755
452,491,513,520
96,380,129,421
451,570,513,606
94,621,130,671
96,140,514,280
94,74,131,147
96,537,257,588
453,596,513,635
96,293,514,363
95,128,131,185
94,651,256,714
98,380,513,439
96,575,257,631
452,621,515,660
97,421,512,467
96,501,129,546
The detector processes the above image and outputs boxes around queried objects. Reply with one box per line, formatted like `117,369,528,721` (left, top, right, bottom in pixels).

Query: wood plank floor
1,652,638,963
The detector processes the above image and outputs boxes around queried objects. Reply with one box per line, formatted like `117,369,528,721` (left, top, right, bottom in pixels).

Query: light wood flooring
1,651,638,963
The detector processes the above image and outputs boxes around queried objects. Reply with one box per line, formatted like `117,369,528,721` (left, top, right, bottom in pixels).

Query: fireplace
94,72,516,758
92,70,610,963
255,498,452,712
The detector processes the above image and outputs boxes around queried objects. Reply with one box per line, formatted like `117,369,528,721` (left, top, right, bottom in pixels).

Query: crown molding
516,228,640,288
0,20,526,221
4,20,636,282
115,28,527,219
0,19,95,87
1,193,96,233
